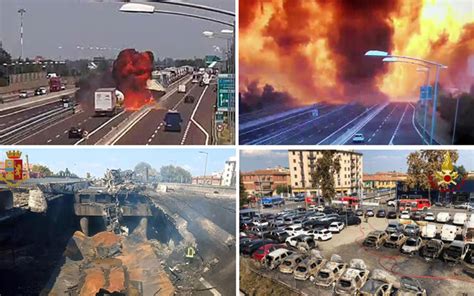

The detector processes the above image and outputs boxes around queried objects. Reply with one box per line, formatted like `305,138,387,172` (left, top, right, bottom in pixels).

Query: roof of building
241,169,290,176
363,172,407,182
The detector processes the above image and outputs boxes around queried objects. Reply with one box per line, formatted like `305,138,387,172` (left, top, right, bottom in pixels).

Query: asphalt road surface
240,102,426,145
113,79,216,145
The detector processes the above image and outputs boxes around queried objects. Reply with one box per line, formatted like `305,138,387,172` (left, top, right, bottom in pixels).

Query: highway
240,102,427,145
0,74,216,145
110,78,216,145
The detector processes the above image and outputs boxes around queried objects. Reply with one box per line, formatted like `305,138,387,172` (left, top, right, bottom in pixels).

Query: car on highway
264,248,293,270
365,209,374,217
363,231,388,249
34,87,47,96
334,259,370,295
376,209,386,218
328,221,345,233
384,232,408,249
387,211,397,219
184,95,195,103
424,212,435,221
163,110,183,132
314,255,347,288
279,253,306,274
60,84,66,90
352,133,365,143
401,237,423,255
293,256,326,281
420,239,444,261
177,83,186,93
400,210,411,219
68,127,84,138
19,90,29,98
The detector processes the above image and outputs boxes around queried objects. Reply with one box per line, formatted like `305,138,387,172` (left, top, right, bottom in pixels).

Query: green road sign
215,111,225,123
217,74,235,111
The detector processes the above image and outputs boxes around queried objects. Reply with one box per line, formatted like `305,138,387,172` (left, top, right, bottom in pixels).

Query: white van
453,213,467,226
441,224,457,242
421,223,437,239
436,212,451,223
265,248,293,270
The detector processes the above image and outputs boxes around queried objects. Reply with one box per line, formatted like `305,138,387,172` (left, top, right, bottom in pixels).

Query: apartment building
241,167,290,196
288,150,363,195
363,172,407,190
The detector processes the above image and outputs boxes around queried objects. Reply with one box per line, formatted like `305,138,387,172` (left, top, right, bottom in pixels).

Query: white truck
453,213,468,226
441,224,457,242
94,88,118,116
420,223,437,239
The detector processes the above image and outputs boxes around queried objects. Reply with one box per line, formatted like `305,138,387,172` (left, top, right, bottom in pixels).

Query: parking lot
240,203,474,295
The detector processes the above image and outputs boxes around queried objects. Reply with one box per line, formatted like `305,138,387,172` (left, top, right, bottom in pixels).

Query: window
295,182,298,186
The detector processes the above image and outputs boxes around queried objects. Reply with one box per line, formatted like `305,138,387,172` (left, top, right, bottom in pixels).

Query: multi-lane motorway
0,75,216,145
240,102,429,145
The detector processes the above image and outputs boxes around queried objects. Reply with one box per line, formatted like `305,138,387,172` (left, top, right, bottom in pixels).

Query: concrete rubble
42,220,175,296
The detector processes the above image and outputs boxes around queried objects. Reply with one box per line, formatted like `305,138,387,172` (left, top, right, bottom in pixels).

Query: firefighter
185,245,196,264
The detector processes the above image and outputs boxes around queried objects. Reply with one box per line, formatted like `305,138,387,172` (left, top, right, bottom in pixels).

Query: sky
240,149,474,174
0,0,234,60
3,148,235,178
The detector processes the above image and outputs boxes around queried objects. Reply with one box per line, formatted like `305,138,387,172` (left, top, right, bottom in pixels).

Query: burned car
384,232,408,249
363,230,388,249
395,276,427,296
401,237,423,255
279,253,306,274
314,254,347,288
334,259,370,295
293,255,326,281
420,239,444,261
286,234,317,252
359,269,398,296
443,240,470,264
264,248,293,270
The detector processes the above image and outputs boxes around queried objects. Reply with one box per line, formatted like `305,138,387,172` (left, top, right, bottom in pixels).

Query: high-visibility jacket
185,246,196,258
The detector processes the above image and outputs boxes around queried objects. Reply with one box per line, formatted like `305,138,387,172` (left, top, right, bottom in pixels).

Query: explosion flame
112,49,154,110
239,0,474,109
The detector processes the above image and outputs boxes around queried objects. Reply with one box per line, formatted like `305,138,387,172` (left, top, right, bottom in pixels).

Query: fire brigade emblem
1,150,27,187
429,152,465,193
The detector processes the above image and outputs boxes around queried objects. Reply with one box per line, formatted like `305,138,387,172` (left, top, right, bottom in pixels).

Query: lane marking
199,277,222,296
389,103,408,145
181,85,210,145
410,103,430,145
74,110,126,145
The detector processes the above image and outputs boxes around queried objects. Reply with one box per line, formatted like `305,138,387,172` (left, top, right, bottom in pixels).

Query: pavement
3,74,217,145
112,79,216,145
240,102,428,145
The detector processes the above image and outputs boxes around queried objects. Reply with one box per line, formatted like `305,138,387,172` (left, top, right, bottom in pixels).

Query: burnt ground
149,190,236,296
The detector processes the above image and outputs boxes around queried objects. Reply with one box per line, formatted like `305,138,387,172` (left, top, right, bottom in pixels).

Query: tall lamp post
381,56,431,144
119,4,234,27
198,151,208,185
18,8,26,60
452,96,460,144
365,50,447,144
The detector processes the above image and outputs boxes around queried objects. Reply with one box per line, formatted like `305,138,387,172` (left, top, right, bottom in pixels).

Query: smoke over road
112,49,154,110
239,0,474,111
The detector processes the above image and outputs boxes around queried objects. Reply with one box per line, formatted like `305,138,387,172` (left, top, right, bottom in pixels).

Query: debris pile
43,223,175,296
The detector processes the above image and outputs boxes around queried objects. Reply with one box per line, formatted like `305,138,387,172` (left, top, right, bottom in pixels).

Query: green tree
134,162,158,182
31,164,53,177
275,184,291,195
159,165,192,183
239,176,248,207
310,151,341,204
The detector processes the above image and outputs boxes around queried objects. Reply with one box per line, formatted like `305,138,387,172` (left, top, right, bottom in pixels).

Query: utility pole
18,9,26,60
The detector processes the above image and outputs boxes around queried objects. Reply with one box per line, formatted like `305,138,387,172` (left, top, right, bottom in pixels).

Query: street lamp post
120,4,234,27
198,151,208,185
141,0,235,17
365,50,447,144
452,95,460,144
18,8,26,60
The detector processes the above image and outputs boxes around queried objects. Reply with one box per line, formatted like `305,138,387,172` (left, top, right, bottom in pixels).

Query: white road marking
181,85,210,145
74,110,126,145
55,134,60,138
199,277,221,296
389,103,409,145
47,139,52,143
